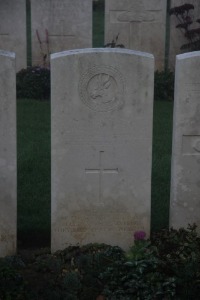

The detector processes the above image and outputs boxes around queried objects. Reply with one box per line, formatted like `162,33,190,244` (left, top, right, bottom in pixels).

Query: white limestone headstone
170,51,200,230
51,48,154,252
0,50,16,257
31,0,92,66
0,0,26,72
105,0,166,70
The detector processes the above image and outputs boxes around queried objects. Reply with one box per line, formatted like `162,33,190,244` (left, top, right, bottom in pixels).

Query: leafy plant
55,244,125,299
151,224,200,299
17,66,50,100
101,234,176,300
1,227,200,299
169,3,200,51
0,257,26,299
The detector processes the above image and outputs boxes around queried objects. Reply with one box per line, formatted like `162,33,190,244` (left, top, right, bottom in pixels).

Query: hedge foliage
17,66,50,100
1,225,200,299
16,65,174,102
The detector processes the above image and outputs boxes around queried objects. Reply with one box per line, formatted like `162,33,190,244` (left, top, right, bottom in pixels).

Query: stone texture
0,50,16,257
31,0,92,66
169,0,200,69
105,0,166,70
170,51,200,230
0,0,26,72
51,48,154,252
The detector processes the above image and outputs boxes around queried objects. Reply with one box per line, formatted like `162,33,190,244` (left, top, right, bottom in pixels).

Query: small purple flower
134,231,146,241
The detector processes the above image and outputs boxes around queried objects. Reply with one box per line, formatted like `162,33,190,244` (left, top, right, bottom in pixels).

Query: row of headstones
1,0,200,71
1,48,200,258
0,0,92,71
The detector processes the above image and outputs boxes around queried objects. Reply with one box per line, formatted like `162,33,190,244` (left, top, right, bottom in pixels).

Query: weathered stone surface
0,0,26,72
169,0,200,69
105,0,166,70
170,51,200,230
31,0,92,66
0,50,16,257
51,48,154,252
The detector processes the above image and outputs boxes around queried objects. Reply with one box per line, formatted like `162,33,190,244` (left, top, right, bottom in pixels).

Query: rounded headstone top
51,48,154,60
177,51,200,60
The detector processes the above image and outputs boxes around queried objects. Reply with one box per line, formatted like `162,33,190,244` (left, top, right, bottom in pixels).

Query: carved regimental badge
79,66,124,112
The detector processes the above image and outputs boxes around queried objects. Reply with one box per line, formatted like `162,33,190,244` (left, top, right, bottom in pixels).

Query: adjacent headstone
169,0,200,69
0,50,16,257
51,48,154,252
105,0,167,70
170,51,200,230
0,0,26,72
31,0,92,66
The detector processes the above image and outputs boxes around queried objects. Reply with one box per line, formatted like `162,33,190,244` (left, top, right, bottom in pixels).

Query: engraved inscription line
85,151,118,203
185,83,200,91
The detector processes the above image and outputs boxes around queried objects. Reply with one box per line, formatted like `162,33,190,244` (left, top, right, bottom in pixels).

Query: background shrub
169,4,200,52
151,224,200,299
154,70,174,101
17,66,50,100
93,0,105,11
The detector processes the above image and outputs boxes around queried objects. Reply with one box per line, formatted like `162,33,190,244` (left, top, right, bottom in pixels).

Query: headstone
51,48,154,252
0,0,26,72
31,0,92,66
169,0,200,69
0,50,16,257
105,0,167,70
170,51,200,230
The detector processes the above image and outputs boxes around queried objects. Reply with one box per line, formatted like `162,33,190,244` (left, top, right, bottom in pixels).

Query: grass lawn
151,101,173,232
17,99,51,247
17,99,173,247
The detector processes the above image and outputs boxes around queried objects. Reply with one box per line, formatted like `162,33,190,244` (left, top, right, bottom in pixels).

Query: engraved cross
85,151,118,204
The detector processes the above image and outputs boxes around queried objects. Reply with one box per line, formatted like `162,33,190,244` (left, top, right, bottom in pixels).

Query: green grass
17,99,51,247
151,101,173,232
17,99,173,246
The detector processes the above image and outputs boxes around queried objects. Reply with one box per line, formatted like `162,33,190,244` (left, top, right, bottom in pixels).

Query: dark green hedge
16,66,174,102
93,0,105,11
17,66,50,100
